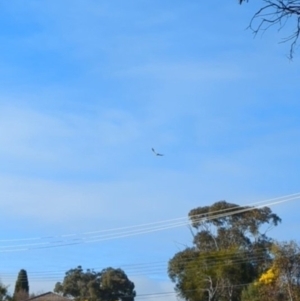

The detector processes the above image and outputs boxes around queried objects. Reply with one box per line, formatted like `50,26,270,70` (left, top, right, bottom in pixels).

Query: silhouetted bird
152,148,164,156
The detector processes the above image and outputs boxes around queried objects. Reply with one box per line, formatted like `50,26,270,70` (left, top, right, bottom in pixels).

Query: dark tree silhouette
240,0,300,59
54,266,135,301
13,269,29,301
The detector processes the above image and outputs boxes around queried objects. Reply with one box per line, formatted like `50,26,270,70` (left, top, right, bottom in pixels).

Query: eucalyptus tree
168,201,281,301
242,240,300,301
54,266,135,301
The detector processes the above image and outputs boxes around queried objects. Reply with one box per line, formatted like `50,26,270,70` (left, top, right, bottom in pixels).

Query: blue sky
0,1,300,300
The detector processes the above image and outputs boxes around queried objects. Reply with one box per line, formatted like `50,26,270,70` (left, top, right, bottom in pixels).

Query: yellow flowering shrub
258,267,279,285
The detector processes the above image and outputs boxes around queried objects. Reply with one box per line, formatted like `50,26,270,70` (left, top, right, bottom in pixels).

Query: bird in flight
152,148,164,156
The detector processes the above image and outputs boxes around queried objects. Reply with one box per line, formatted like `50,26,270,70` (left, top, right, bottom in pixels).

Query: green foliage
54,266,135,301
99,268,135,301
168,201,281,301
0,283,11,301
241,283,260,301
241,280,283,301
271,241,300,301
169,248,255,301
13,269,29,301
242,241,300,301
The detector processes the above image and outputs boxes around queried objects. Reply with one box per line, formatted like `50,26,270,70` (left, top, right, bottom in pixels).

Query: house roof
25,292,72,301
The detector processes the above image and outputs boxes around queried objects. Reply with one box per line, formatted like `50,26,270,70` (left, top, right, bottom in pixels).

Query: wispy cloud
0,104,143,171
0,0,299,297
132,276,178,301
115,61,247,82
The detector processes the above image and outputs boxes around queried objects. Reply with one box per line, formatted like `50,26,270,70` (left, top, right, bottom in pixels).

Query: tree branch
246,0,300,59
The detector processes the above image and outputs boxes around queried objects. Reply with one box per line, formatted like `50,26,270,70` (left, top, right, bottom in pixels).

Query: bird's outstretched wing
152,148,164,156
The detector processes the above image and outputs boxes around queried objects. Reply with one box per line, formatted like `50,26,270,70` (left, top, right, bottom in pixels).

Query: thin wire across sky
1,192,299,252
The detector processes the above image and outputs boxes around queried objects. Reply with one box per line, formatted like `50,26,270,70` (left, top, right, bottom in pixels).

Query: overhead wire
0,192,299,252
1,193,299,299
0,192,294,277
2,192,299,243
0,244,290,281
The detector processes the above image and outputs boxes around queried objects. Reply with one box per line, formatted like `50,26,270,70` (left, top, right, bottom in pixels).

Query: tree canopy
54,266,135,301
13,269,29,301
240,0,300,58
0,283,11,301
241,241,300,301
168,201,281,301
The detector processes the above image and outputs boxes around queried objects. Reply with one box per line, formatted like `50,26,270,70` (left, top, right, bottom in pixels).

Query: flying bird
152,148,164,156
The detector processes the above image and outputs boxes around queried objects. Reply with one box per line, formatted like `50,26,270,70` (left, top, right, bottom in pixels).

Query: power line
0,246,288,281
2,192,298,243
0,193,298,252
